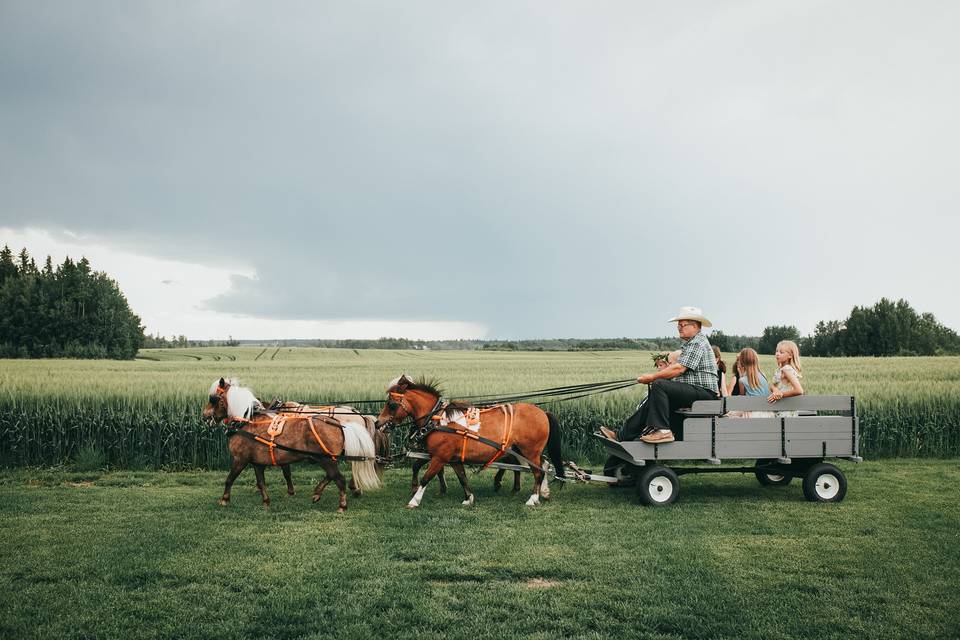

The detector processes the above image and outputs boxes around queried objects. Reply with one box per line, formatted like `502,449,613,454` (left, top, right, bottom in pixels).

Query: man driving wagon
600,306,718,443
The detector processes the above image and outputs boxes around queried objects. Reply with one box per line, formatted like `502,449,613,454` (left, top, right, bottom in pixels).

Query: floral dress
772,364,801,417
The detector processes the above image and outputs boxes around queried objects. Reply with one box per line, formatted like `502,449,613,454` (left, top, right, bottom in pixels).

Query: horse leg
450,462,475,506
253,464,270,507
281,464,295,496
349,476,362,498
512,470,522,495
312,461,336,503
220,457,247,506
493,468,505,492
518,450,545,507
407,457,446,509
333,469,349,514
412,457,446,496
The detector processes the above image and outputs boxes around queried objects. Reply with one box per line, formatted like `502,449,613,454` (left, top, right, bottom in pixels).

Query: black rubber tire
755,458,793,486
802,463,847,503
636,465,679,507
603,456,637,488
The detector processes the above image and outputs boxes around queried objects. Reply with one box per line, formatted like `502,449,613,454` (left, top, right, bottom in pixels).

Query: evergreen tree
0,247,145,359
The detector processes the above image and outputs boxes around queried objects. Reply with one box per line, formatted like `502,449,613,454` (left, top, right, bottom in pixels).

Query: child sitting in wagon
729,348,774,418
768,340,804,416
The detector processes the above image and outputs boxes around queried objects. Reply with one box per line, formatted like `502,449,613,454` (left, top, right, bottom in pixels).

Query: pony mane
387,374,443,398
406,377,443,398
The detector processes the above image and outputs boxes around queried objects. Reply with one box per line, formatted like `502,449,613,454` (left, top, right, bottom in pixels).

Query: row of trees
753,299,960,356
0,247,144,359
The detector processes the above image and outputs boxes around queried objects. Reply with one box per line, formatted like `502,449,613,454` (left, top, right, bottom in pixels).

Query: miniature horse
375,375,566,508
204,378,381,512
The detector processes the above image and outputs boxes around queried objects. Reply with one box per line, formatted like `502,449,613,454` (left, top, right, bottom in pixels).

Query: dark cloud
2,1,959,336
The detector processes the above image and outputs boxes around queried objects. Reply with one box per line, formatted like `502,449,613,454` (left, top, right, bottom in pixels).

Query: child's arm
768,367,804,401
738,380,745,395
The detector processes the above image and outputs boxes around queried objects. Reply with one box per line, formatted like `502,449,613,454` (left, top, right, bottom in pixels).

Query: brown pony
204,378,381,512
374,375,565,508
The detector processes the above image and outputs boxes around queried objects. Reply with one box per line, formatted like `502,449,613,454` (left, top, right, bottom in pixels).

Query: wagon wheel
636,465,679,507
802,463,847,503
603,455,637,488
754,458,792,486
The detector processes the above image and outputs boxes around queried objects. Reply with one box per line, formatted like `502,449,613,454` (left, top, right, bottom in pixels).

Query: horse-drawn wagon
595,395,861,506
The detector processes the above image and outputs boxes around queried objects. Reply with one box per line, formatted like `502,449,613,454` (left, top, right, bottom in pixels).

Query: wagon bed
596,395,862,505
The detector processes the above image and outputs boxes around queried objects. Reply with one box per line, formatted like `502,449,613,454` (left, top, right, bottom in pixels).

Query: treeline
143,334,241,348
756,299,960,356
0,247,144,359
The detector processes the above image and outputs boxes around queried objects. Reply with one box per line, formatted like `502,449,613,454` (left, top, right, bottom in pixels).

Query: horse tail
363,414,390,478
545,411,566,479
341,422,382,491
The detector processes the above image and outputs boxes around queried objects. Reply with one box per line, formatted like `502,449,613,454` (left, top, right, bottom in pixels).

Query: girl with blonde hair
768,340,804,402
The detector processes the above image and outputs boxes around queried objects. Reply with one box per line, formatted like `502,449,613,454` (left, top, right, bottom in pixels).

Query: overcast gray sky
2,1,958,340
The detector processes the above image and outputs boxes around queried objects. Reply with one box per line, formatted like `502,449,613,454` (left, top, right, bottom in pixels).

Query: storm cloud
2,2,958,338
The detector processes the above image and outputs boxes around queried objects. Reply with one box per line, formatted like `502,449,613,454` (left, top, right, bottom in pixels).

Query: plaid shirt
676,332,718,391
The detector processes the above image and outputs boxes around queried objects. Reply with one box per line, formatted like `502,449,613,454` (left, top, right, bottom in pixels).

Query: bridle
379,389,445,441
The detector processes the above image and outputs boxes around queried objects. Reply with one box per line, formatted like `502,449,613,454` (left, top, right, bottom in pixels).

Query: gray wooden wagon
594,395,862,506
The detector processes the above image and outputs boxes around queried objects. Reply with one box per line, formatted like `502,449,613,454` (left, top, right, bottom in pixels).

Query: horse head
375,374,439,431
204,377,231,424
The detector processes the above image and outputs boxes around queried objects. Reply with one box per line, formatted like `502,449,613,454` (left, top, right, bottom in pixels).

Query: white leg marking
461,494,475,506
525,493,540,507
540,472,551,500
407,485,425,509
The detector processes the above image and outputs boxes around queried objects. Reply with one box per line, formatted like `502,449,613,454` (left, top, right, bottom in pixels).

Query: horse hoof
312,495,321,503
337,507,346,514
352,490,362,498
525,496,540,507
461,495,475,506
405,502,419,509
218,498,229,507
287,490,295,496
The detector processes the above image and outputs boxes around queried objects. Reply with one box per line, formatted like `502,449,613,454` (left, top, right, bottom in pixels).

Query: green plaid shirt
676,332,718,392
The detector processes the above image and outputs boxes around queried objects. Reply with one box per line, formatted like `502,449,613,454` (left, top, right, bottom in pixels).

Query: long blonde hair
776,340,803,376
737,348,764,389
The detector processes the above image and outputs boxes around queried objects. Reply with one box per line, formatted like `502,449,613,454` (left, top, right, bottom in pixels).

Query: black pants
620,380,717,441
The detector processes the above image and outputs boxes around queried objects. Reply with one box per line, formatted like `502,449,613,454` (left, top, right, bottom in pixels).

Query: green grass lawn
1,460,957,640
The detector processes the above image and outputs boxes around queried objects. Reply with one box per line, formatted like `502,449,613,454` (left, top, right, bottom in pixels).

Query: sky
2,1,958,340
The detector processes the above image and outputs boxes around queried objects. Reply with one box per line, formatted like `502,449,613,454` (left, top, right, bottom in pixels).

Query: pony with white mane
204,378,381,512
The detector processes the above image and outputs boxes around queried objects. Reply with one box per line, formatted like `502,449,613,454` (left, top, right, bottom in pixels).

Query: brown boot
640,429,675,444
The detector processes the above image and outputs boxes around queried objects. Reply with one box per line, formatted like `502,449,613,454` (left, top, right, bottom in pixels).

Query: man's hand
637,373,656,385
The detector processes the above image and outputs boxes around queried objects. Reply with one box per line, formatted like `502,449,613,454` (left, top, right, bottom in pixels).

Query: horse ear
219,377,227,389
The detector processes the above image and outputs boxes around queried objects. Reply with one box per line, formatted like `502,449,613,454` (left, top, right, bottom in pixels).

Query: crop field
1,348,958,468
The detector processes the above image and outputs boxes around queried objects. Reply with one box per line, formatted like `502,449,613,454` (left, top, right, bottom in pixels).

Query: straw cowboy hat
667,306,713,328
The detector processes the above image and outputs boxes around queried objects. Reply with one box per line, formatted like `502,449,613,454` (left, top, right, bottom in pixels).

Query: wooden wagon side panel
785,416,856,457
714,418,782,458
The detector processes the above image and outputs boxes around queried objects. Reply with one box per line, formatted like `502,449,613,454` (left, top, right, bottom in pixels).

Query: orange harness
230,413,341,466
438,404,515,466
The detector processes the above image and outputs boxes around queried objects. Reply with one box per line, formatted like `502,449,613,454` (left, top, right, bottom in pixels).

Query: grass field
1,348,958,468
1,461,957,640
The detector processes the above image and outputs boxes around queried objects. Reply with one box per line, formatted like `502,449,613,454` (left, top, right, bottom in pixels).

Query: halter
382,389,445,441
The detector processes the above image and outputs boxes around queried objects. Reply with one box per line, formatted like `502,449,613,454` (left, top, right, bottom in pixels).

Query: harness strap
431,423,543,473
481,404,514,470
307,416,338,461
254,435,278,466
224,424,368,462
